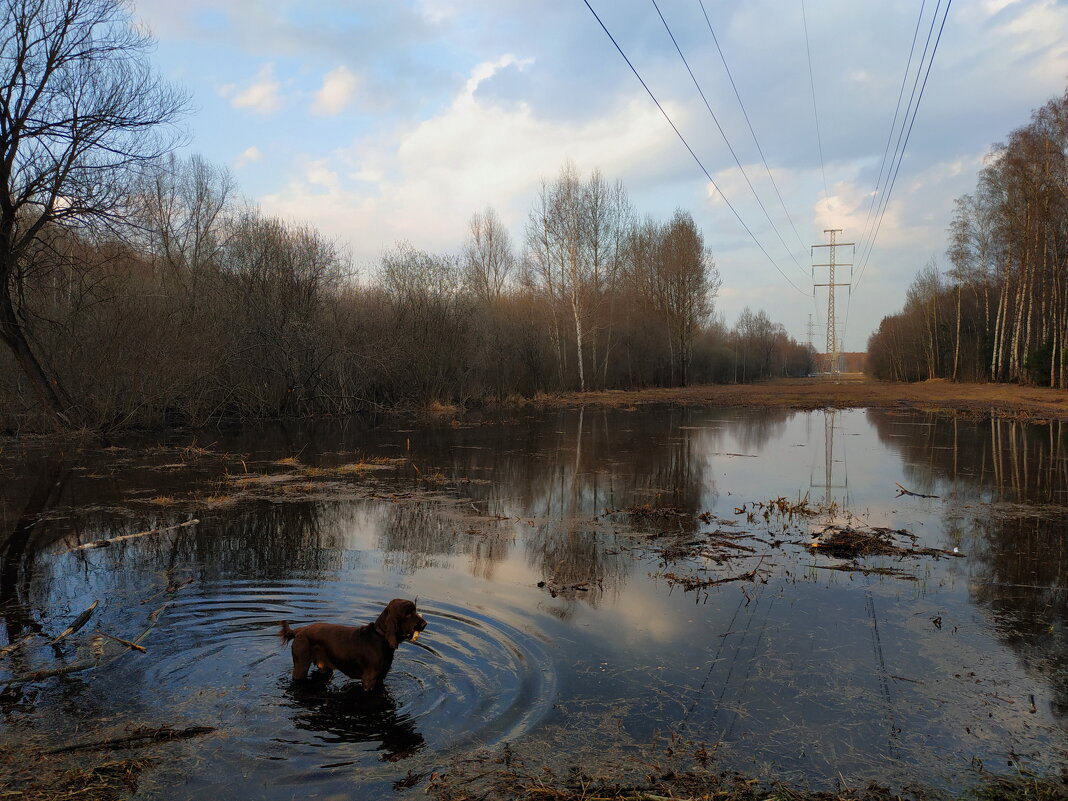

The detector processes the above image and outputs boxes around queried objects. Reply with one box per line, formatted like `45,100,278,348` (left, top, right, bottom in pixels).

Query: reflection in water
1,407,1067,797
287,681,424,761
870,413,1068,503
871,411,1068,727
0,459,66,691
810,409,849,507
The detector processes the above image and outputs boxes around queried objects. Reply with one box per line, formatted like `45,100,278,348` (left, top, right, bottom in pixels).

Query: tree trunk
0,290,71,425
953,283,961,381
572,291,586,392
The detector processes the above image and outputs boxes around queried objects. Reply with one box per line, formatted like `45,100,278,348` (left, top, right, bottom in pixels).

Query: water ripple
132,580,556,796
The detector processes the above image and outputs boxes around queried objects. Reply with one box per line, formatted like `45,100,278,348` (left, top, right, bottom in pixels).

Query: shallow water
1,407,1066,798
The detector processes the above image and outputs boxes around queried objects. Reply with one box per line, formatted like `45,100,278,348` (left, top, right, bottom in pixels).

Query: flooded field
1,406,1066,799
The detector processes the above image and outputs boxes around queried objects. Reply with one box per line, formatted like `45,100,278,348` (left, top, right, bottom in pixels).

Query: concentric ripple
122,579,556,798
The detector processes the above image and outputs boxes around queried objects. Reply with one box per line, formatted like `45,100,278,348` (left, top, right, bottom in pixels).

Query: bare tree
0,0,187,424
134,154,235,294
463,206,514,302
525,162,630,392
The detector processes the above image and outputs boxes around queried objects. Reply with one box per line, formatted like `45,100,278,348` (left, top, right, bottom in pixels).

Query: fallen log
62,519,199,554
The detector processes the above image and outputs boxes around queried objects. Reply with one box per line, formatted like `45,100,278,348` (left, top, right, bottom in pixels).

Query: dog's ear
375,602,401,649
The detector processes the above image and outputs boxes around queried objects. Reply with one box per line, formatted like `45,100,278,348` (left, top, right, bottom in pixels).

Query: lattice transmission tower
812,229,854,377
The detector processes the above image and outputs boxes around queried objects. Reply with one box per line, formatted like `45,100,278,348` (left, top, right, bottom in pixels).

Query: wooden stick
895,483,939,499
49,600,99,644
61,519,199,554
94,630,147,653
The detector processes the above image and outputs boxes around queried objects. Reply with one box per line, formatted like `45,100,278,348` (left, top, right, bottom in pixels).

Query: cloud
260,55,685,266
234,146,263,169
312,66,360,116
222,64,282,114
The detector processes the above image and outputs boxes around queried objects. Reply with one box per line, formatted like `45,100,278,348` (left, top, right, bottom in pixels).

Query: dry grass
425,400,460,415
426,742,1068,801
199,494,237,508
0,750,149,801
523,377,1068,423
335,461,371,474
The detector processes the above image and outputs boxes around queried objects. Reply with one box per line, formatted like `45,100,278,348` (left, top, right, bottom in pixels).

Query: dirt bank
524,375,1068,423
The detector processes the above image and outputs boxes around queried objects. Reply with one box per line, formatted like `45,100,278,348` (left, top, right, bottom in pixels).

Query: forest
868,83,1068,387
0,0,811,433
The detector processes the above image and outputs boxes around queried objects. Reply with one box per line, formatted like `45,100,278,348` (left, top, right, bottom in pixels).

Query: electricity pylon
812,229,854,377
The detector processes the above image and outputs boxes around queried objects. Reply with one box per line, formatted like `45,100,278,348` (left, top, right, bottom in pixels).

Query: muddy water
1,407,1066,798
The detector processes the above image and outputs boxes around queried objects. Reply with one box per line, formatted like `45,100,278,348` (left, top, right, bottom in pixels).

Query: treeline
0,156,812,431
0,0,811,433
868,83,1068,385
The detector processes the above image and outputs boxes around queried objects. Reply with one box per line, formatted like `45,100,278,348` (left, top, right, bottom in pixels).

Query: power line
857,0,942,263
581,0,810,295
800,0,828,199
698,0,809,255
855,0,929,263
650,0,808,277
854,0,952,292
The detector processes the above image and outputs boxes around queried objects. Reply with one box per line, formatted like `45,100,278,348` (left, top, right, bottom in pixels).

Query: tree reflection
870,409,1068,720
1,458,66,648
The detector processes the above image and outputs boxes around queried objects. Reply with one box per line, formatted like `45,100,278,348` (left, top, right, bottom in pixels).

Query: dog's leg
290,634,312,681
361,668,381,692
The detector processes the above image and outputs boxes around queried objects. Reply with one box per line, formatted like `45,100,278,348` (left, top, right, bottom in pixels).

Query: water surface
1,407,1065,798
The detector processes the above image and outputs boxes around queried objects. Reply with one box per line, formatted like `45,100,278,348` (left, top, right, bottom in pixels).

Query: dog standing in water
279,598,427,691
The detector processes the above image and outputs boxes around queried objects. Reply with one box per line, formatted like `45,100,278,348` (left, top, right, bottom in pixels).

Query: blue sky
132,0,1068,351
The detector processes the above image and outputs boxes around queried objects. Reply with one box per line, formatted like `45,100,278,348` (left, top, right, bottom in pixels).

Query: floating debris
603,504,689,519
808,525,964,560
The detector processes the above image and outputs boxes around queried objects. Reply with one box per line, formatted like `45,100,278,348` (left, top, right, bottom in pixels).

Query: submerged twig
3,660,99,687
0,632,40,658
44,725,216,754
94,630,147,653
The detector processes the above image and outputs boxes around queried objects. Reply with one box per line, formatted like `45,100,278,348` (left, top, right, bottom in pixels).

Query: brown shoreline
520,375,1068,423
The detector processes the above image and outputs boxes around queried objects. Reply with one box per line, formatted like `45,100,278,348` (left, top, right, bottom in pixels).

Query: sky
130,0,1068,351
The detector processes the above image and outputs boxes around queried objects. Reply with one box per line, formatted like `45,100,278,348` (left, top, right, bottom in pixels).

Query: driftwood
94,630,147,653
62,519,199,554
44,725,216,755
895,483,939,499
49,600,99,644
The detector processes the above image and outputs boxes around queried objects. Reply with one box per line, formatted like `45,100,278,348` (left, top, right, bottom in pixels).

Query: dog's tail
279,621,297,645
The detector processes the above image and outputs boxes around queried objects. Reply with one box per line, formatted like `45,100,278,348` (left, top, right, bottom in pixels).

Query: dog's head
375,598,427,649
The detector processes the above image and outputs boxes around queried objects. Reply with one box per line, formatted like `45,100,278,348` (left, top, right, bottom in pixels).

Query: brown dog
279,598,427,691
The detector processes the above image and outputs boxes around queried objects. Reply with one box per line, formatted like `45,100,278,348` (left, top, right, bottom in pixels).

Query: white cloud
224,64,282,114
312,66,360,116
234,146,263,169
261,55,684,265
416,0,456,25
